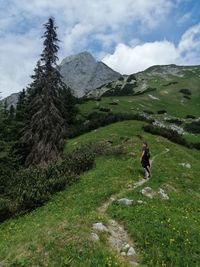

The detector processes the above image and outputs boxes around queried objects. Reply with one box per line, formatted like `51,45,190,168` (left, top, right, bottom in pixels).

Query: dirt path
95,148,170,266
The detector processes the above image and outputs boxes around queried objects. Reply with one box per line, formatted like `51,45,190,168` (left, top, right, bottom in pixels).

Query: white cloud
102,23,200,74
0,30,41,97
0,0,193,97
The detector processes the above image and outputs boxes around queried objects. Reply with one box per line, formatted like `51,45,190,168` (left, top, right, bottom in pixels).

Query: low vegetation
0,121,199,266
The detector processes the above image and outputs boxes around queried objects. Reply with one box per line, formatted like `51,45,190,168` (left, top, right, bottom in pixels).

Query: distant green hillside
84,64,200,118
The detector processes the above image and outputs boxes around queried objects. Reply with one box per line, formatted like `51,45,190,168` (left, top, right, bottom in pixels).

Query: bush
0,144,97,222
127,74,136,82
67,112,154,138
184,121,200,134
163,81,178,87
0,198,12,222
99,107,112,112
0,141,125,223
157,110,167,114
185,115,196,119
143,110,154,115
134,87,156,95
143,124,200,150
109,102,118,106
165,118,183,125
179,89,192,95
183,95,191,100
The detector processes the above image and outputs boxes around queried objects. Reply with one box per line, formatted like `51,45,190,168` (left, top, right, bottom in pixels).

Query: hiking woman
140,142,151,179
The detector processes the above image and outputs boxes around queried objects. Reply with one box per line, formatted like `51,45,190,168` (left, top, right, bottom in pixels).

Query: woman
140,142,151,179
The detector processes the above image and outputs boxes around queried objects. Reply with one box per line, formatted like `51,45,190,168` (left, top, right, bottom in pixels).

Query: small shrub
165,118,183,125
143,110,154,115
109,102,118,106
118,76,124,81
157,110,167,114
127,74,136,82
0,198,11,222
134,87,156,95
184,121,200,134
179,89,192,95
183,95,191,100
99,107,112,112
163,81,178,87
87,112,102,120
185,115,196,119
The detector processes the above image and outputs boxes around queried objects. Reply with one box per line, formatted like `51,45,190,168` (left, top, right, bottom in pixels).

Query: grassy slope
80,66,200,118
0,121,199,266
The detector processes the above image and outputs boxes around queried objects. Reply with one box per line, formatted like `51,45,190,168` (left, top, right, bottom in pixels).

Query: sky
0,0,200,98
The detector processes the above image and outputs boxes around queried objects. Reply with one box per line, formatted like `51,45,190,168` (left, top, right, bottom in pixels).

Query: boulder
157,188,169,200
117,198,134,206
127,246,136,256
92,222,108,232
141,187,155,199
91,232,100,242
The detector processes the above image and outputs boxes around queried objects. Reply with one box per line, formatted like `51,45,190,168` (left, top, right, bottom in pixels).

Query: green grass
0,121,199,266
80,69,200,118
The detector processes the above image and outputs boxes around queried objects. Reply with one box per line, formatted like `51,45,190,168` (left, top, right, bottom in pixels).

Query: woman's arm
140,151,144,162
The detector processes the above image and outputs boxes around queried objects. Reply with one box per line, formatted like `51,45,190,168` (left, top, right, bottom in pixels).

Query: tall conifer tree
20,17,72,166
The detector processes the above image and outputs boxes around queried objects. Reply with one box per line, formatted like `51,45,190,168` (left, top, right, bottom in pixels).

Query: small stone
157,188,169,200
185,163,191,169
117,198,134,206
92,222,108,232
127,246,136,256
123,243,130,250
121,252,126,256
179,163,191,169
141,187,155,199
137,200,145,204
91,232,100,242
130,261,139,266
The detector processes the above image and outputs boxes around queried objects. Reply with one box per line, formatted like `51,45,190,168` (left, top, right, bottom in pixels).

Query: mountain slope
81,64,200,119
0,121,199,266
87,64,200,98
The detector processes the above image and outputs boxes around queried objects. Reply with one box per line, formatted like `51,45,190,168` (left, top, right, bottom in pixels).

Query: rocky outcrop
59,51,120,97
1,93,19,109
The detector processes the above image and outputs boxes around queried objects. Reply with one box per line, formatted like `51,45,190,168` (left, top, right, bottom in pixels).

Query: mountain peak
60,51,95,66
59,52,120,97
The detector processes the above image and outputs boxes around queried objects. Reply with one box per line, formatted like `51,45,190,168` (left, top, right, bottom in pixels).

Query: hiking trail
93,148,170,266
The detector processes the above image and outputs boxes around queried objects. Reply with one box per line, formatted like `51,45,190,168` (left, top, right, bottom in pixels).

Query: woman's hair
143,142,148,147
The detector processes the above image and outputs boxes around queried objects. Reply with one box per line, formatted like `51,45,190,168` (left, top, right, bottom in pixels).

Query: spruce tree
20,17,71,166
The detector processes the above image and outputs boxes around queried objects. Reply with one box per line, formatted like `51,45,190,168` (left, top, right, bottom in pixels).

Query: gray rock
179,163,191,169
59,51,120,97
91,232,100,242
123,243,130,250
117,198,134,206
127,246,136,256
157,188,169,200
137,200,146,205
92,222,108,232
1,93,19,109
141,187,155,199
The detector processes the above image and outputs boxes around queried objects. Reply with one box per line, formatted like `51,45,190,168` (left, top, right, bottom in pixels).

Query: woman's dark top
141,147,150,167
